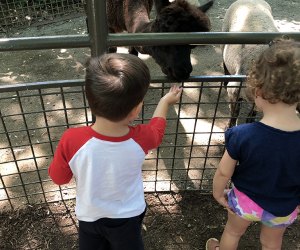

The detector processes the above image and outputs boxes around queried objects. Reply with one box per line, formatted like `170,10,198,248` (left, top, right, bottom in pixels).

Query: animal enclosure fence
0,76,248,211
1,0,300,211
0,0,85,33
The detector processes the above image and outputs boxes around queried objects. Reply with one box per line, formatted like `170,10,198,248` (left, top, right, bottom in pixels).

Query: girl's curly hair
246,38,300,105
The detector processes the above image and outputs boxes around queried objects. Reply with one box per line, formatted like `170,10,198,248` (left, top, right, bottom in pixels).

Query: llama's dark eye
190,45,197,49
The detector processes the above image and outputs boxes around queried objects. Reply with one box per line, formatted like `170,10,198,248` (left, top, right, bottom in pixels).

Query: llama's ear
198,0,214,13
154,0,170,14
138,46,153,55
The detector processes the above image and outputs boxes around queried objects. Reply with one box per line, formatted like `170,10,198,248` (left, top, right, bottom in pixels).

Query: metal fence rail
0,76,248,210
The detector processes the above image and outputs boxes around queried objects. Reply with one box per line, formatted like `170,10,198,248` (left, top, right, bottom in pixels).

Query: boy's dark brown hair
85,53,150,121
247,38,300,105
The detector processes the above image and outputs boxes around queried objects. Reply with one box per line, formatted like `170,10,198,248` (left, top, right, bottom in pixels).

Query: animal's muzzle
164,65,192,81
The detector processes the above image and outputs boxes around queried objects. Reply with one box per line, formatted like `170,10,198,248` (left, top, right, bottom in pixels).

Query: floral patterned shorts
227,187,298,228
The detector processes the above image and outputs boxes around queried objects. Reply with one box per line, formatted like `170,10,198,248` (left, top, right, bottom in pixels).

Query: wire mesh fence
0,0,85,32
0,82,89,210
0,77,251,211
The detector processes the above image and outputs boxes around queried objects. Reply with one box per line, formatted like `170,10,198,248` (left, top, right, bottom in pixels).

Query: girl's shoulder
228,122,300,134
225,122,258,135
226,122,300,146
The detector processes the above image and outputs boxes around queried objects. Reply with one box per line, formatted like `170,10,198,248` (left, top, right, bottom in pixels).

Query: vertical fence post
85,0,108,122
86,0,108,56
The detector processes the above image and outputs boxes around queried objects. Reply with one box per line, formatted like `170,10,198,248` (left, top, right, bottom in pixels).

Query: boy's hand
161,85,182,105
152,85,182,119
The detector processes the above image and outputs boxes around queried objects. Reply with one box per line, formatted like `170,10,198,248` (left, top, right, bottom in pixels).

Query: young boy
48,53,182,250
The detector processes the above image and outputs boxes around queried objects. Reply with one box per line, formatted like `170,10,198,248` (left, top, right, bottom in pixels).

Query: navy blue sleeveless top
225,122,300,216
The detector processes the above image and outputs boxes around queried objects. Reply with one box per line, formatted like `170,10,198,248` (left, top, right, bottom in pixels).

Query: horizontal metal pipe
1,32,299,52
0,79,85,92
150,75,246,83
0,35,89,51
0,75,246,92
107,32,300,46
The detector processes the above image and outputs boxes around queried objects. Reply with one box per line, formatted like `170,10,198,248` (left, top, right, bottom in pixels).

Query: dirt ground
1,192,300,250
0,0,300,249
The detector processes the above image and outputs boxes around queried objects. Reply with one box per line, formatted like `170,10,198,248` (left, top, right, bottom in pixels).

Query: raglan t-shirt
225,122,300,217
49,117,166,222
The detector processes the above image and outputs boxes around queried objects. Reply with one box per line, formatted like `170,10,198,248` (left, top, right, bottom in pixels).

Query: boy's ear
128,102,143,121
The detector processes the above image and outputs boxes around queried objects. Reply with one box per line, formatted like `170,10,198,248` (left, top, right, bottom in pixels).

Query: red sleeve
48,128,91,185
132,117,166,154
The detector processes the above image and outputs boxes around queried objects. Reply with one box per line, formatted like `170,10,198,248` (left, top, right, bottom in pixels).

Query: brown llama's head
143,0,212,80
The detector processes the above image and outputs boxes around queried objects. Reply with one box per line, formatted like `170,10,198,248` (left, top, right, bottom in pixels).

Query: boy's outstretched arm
153,85,182,119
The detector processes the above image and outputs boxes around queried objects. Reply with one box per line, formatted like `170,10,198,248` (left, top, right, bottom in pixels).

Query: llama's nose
172,64,192,81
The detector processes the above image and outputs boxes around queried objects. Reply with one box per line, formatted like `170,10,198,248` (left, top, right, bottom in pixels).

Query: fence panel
0,76,249,210
0,0,85,32
1,0,297,211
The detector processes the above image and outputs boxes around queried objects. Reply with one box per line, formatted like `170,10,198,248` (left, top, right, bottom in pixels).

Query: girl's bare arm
213,150,237,209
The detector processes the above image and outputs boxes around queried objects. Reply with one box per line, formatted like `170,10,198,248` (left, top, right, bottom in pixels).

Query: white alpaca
222,0,279,127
